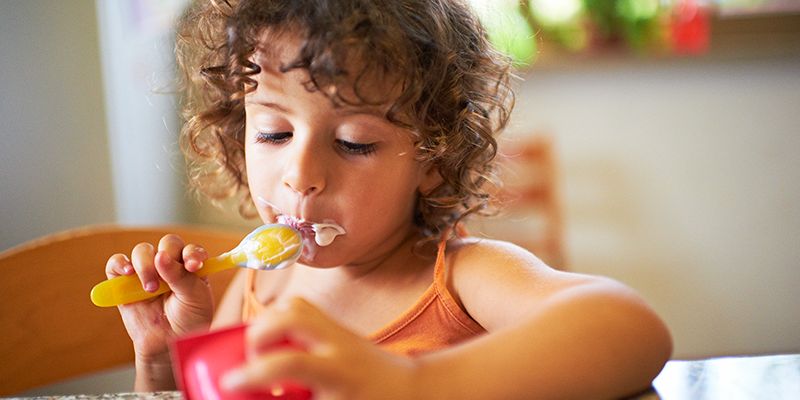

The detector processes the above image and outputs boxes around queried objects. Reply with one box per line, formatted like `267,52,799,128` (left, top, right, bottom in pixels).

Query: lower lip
276,215,313,233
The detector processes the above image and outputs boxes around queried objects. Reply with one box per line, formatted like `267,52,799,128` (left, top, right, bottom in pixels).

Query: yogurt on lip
277,215,346,247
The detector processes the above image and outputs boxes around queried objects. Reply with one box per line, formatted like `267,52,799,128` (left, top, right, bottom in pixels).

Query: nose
282,137,326,196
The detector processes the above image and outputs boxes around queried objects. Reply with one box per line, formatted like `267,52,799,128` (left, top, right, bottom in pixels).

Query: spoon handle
89,257,231,307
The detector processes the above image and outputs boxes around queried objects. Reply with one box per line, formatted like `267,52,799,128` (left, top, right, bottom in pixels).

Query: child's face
244,34,437,267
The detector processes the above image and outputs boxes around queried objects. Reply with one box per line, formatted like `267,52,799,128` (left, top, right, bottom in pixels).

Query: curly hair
176,0,515,238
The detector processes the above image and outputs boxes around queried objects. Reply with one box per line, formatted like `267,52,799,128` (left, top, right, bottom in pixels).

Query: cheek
245,157,282,222
245,151,278,193
360,163,421,209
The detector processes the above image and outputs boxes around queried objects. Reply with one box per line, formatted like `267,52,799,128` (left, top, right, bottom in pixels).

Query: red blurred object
172,324,312,400
671,0,711,54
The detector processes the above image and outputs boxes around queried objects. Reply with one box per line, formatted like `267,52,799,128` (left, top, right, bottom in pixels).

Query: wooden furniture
469,135,566,269
0,225,246,395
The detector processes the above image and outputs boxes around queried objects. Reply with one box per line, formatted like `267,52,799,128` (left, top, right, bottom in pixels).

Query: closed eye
255,132,292,144
336,139,376,156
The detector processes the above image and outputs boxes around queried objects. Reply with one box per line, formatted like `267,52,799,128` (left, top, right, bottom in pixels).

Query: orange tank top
241,236,486,356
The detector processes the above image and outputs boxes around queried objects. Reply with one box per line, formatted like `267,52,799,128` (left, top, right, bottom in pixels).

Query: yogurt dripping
310,222,346,246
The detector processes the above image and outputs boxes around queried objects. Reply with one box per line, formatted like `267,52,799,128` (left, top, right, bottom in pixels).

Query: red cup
171,323,312,400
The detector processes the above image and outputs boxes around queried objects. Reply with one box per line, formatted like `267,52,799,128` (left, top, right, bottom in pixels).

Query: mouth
257,197,346,248
277,215,346,247
276,215,315,235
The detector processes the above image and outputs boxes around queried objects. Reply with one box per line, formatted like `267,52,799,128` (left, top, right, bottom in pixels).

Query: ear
418,164,443,195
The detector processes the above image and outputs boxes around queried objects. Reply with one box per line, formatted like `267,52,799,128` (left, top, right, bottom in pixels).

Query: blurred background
1,0,798,392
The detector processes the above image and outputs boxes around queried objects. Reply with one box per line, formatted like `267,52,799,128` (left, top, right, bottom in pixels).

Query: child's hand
222,298,421,400
105,234,215,366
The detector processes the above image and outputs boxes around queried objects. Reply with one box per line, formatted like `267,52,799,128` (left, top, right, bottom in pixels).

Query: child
105,0,672,398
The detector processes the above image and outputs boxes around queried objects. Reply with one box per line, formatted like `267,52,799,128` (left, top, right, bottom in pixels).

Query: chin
296,242,341,267
295,255,343,268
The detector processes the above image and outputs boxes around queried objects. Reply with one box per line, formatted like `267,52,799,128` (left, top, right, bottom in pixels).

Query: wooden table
10,354,799,399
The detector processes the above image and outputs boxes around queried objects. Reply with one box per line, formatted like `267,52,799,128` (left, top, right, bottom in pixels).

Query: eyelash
255,132,291,145
255,132,377,156
336,139,377,155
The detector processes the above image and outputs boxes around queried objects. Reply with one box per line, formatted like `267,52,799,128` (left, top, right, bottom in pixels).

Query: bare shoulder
447,237,559,276
447,237,656,331
446,236,590,295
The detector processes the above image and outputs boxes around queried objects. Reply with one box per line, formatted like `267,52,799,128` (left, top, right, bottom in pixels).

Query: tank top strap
245,268,256,290
433,224,467,282
431,225,481,334
432,231,449,283
242,269,264,321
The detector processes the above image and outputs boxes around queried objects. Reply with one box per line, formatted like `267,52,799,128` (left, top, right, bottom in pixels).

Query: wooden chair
468,135,567,269
0,224,246,395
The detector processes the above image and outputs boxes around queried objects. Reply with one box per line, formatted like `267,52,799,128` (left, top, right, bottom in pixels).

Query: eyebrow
245,99,386,118
245,100,291,114
339,105,386,118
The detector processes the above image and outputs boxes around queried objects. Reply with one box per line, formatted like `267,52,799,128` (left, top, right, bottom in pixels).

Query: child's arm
414,239,673,399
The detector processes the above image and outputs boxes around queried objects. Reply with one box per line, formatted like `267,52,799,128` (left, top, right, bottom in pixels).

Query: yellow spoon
90,224,302,307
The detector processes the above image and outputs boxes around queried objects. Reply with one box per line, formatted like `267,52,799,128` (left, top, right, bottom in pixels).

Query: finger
130,242,160,292
153,249,203,297
221,350,329,394
105,254,134,279
157,234,185,263
182,244,208,273
154,234,194,288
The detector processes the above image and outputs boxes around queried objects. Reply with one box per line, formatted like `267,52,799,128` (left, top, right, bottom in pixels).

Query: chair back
469,135,567,269
0,225,245,395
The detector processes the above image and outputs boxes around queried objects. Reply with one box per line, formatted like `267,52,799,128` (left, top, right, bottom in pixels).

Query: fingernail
220,370,246,390
123,265,133,274
144,281,159,292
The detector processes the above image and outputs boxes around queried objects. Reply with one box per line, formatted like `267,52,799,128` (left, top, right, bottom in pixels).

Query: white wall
95,0,188,225
0,0,190,253
508,56,800,358
0,0,115,250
